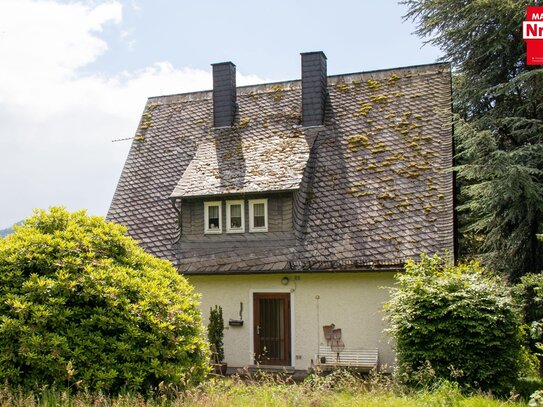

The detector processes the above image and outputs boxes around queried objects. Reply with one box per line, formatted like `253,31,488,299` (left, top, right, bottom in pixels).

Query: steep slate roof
169,105,311,198
107,62,454,273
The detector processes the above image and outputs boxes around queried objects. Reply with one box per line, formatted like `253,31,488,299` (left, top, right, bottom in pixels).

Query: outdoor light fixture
281,277,289,285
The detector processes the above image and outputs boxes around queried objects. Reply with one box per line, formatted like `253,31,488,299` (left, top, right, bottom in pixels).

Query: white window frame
204,201,222,234
249,198,268,232
226,200,245,233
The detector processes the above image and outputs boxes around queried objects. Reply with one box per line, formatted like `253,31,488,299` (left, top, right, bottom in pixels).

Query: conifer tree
402,0,543,279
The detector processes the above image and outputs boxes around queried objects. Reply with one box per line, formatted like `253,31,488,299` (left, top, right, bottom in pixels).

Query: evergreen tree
402,0,543,279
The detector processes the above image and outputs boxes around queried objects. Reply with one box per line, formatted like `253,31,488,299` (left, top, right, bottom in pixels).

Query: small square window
204,202,222,234
249,199,268,232
226,200,245,233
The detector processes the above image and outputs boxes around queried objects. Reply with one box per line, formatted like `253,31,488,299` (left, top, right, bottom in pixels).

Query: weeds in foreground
0,369,536,407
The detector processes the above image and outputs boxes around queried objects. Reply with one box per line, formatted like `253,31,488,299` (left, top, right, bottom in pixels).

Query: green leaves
403,0,543,279
0,207,210,393
208,305,224,363
385,254,523,394
515,273,543,359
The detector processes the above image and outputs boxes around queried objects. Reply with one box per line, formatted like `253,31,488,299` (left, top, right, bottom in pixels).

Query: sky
0,0,442,229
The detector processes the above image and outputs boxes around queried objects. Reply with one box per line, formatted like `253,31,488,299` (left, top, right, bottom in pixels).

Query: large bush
0,208,209,393
385,254,523,394
516,273,543,375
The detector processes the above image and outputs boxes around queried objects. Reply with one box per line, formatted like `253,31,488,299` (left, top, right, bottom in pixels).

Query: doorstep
247,365,296,374
227,365,308,381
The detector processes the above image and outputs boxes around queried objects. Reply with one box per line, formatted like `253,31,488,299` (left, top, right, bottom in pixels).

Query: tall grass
0,370,532,407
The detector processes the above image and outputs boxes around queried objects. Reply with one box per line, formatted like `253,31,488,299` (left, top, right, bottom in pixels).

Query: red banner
523,6,543,65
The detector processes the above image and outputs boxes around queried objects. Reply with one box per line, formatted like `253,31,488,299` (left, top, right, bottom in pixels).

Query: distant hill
0,221,23,237
0,227,13,237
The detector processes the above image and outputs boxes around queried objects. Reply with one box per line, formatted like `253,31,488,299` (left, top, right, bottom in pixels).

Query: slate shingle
107,63,454,274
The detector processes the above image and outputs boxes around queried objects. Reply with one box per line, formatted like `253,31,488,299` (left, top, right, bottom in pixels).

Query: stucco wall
188,272,397,371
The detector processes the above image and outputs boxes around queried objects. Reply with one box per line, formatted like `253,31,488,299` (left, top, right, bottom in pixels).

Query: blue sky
0,0,442,228
88,0,442,79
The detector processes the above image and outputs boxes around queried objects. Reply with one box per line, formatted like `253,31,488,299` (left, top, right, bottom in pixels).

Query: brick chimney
301,51,327,127
212,62,237,127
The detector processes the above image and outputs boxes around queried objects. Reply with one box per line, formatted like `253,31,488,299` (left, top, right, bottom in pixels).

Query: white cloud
0,0,267,227
119,29,136,50
0,1,121,82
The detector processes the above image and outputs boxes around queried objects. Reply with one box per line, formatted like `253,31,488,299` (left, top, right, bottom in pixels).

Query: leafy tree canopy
0,208,209,393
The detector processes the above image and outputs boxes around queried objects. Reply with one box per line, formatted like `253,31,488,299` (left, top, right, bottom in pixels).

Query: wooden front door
253,293,291,366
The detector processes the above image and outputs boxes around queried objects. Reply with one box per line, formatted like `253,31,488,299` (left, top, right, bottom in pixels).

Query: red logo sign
523,6,543,65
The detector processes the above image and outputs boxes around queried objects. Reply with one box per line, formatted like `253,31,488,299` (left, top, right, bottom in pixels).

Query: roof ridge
148,61,450,102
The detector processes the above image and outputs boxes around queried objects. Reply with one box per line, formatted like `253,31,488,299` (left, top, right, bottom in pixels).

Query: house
107,52,454,373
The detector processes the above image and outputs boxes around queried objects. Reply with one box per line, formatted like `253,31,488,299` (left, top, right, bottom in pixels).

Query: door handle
257,325,261,335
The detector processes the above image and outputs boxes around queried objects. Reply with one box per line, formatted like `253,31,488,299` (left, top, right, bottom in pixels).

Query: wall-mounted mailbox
228,302,244,326
229,319,243,327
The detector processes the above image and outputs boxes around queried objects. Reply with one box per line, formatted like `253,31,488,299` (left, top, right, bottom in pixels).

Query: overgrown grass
0,370,534,407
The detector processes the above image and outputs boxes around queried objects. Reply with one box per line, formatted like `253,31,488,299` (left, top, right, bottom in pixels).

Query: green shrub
385,254,523,395
516,273,543,363
0,208,209,393
531,389,543,407
515,376,543,401
208,305,224,363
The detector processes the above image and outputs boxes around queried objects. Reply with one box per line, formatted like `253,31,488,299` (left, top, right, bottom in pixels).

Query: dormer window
249,199,268,232
226,200,245,233
204,201,222,234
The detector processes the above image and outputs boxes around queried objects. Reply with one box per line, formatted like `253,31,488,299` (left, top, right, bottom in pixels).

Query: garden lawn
0,376,530,407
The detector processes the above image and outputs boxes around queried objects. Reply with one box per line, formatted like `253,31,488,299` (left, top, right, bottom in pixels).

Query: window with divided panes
204,201,222,234
204,199,268,234
226,200,244,233
249,199,268,232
